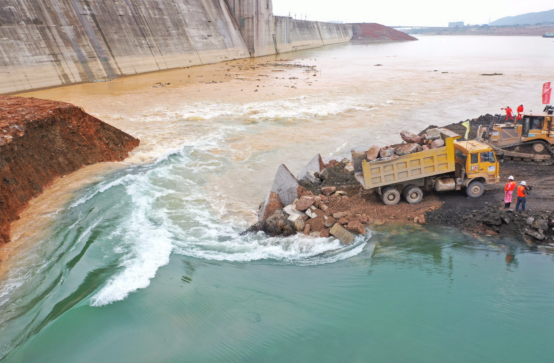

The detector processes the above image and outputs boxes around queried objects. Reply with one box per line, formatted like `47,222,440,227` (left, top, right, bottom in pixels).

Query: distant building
448,22,464,28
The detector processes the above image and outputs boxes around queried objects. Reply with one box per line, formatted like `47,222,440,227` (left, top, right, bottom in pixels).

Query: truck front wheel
382,187,401,205
404,186,423,204
466,181,484,198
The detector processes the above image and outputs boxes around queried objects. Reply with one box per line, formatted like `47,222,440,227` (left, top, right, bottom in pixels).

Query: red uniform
517,105,524,120
505,181,515,192
505,107,513,121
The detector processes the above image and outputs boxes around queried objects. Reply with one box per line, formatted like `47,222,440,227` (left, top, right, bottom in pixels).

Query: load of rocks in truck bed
363,128,445,164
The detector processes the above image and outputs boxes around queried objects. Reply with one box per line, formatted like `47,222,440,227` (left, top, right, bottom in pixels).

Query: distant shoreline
404,26,554,37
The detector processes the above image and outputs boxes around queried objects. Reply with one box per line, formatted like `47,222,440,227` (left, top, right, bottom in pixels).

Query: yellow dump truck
353,128,500,205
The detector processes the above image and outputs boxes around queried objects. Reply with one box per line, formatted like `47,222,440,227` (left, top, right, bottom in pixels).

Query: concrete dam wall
0,0,352,94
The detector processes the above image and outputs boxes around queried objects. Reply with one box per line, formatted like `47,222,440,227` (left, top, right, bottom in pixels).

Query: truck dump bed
354,128,458,189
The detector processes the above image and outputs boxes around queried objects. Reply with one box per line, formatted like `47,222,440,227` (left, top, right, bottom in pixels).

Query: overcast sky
272,0,553,26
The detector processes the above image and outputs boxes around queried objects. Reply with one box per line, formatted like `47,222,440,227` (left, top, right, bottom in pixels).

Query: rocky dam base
0,96,139,246
247,116,554,249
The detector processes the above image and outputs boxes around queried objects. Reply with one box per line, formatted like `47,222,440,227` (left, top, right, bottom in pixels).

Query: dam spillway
0,0,352,94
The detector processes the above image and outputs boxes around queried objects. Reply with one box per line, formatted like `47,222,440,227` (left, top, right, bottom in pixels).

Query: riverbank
0,97,139,246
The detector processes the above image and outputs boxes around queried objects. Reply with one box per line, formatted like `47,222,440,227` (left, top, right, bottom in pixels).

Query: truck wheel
382,187,401,205
466,181,484,198
404,186,423,204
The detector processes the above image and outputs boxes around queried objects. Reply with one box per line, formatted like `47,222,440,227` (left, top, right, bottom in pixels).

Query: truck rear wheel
466,181,484,198
403,186,423,204
382,187,401,205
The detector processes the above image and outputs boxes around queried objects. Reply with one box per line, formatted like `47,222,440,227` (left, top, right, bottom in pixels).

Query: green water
3,224,553,363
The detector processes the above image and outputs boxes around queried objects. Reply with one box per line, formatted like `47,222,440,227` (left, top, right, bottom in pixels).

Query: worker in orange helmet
515,181,530,212
504,175,516,209
516,104,524,121
501,106,514,122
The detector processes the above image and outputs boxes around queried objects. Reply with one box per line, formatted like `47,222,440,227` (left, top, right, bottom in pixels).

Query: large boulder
366,145,381,161
380,147,395,158
430,139,445,149
400,131,423,144
330,224,355,245
425,128,441,141
296,196,315,211
346,220,366,235
395,143,422,156
532,218,549,231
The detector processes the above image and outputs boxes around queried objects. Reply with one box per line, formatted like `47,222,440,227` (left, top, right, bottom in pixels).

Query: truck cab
454,140,500,195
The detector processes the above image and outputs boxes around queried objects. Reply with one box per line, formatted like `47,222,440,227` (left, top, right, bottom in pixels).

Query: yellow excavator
477,105,554,162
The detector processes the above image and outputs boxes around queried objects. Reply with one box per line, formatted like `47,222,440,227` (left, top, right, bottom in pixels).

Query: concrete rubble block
524,227,545,240
532,218,549,231
297,154,325,182
380,147,395,158
395,143,422,156
429,139,445,149
346,221,366,235
351,151,366,172
366,145,381,161
320,168,330,181
325,216,337,228
330,223,355,245
258,191,284,222
305,208,317,219
525,217,535,225
321,186,336,196
296,196,315,211
287,213,306,232
270,164,299,207
425,128,441,141
400,130,423,144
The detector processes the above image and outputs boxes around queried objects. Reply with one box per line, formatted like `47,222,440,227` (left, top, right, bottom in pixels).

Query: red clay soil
351,23,417,41
0,96,139,244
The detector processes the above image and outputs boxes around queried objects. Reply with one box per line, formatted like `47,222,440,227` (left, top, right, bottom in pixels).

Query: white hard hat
508,176,514,180
521,181,527,185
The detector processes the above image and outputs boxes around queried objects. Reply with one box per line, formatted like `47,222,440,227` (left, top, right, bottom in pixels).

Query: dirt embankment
0,96,139,244
351,23,418,41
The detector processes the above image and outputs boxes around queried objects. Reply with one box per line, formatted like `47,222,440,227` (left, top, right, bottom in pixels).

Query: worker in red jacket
517,104,524,121
515,181,529,212
504,175,516,209
501,106,514,122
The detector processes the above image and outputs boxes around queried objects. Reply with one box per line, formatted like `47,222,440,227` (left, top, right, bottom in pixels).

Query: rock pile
247,185,370,245
450,205,554,246
362,128,445,164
